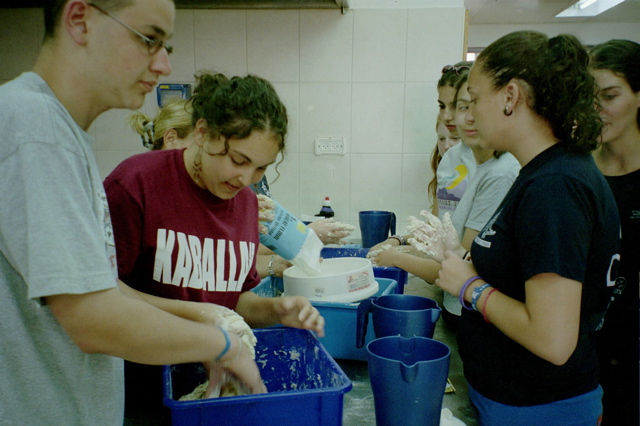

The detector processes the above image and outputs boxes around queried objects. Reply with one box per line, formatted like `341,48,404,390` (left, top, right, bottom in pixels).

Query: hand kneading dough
179,306,257,401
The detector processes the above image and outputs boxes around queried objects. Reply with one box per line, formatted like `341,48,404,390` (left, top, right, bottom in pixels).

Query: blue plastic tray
253,277,398,361
320,247,408,294
163,328,352,426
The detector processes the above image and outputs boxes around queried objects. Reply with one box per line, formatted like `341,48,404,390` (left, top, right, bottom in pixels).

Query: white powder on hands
405,211,458,262
257,194,275,235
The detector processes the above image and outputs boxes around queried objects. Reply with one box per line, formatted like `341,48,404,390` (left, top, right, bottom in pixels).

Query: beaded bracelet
471,283,492,312
268,255,277,278
482,288,499,323
459,275,482,310
215,325,231,360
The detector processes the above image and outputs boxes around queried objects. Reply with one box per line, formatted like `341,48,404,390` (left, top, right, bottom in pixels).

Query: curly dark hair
477,31,603,155
590,39,640,129
190,71,288,160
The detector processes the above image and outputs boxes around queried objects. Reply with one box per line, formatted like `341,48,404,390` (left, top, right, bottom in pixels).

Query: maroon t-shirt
104,149,260,310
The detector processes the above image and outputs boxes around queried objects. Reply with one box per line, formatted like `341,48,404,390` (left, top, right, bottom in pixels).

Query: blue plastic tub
163,328,352,426
320,247,408,294
253,277,398,361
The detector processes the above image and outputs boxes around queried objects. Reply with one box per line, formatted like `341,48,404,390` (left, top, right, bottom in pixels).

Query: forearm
372,249,440,283
369,233,414,253
393,254,440,284
257,243,275,255
464,275,581,365
118,280,230,325
255,254,271,279
46,287,226,366
235,291,279,328
118,280,206,323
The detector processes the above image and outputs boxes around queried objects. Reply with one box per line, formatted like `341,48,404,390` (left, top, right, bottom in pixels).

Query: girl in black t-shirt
590,39,640,426
436,31,621,425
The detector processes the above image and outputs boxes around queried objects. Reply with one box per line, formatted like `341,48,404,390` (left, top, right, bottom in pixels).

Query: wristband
459,275,481,310
471,283,491,312
268,255,277,278
219,339,243,368
389,235,406,245
482,288,499,323
215,326,231,360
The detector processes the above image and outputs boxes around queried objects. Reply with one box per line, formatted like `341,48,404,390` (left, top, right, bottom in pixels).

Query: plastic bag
258,195,323,276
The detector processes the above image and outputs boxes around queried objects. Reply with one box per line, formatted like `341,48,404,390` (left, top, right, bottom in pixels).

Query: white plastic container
283,258,378,303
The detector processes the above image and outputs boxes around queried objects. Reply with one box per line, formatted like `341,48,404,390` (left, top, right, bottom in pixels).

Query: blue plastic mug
359,210,396,248
356,294,441,348
367,336,450,426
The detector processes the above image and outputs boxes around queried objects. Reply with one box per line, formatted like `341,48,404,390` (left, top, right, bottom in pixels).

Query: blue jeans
468,384,603,426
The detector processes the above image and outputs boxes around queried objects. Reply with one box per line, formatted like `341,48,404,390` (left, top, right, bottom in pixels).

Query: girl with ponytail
435,31,620,425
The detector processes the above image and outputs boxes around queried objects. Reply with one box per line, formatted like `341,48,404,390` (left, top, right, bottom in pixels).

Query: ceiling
2,0,639,24
465,0,640,24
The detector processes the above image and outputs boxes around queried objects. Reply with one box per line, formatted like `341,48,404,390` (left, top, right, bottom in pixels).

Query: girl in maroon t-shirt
105,72,325,422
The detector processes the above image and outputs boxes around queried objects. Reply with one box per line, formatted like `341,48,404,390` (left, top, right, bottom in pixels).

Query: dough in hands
179,306,257,401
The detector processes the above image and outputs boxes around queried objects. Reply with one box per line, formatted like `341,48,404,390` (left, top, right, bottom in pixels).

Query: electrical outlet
315,137,345,155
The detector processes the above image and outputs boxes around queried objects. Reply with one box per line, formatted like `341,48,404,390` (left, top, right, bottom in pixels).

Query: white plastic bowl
283,257,378,303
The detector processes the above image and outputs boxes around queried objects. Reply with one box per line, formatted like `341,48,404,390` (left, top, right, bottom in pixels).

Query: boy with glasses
0,1,273,423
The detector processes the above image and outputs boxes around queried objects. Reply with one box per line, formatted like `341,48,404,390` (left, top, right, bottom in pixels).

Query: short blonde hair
128,98,193,150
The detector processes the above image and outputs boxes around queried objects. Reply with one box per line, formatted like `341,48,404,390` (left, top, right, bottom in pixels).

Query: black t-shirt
597,170,640,364
458,143,620,406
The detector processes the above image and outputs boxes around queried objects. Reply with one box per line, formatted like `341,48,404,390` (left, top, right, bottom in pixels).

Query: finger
204,366,225,399
248,378,268,395
303,310,325,337
313,316,325,338
296,303,312,322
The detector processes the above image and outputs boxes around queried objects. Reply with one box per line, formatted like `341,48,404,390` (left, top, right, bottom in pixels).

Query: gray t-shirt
443,152,521,315
0,73,123,424
436,142,477,219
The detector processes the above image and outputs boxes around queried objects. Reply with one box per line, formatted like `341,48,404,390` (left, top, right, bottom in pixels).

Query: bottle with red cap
317,196,335,218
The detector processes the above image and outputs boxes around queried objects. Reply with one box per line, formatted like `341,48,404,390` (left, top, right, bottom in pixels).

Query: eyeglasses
88,3,173,55
441,65,470,75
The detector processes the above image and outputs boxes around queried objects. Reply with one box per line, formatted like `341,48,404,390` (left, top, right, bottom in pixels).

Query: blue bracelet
459,275,481,310
215,326,231,360
471,283,492,312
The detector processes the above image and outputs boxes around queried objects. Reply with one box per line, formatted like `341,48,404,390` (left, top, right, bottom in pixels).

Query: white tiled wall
0,6,466,240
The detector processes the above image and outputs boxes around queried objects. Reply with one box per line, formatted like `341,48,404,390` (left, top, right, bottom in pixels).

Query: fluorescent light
556,0,626,17
579,0,598,9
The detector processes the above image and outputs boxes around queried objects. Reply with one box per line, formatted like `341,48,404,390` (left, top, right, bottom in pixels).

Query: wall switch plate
315,137,345,155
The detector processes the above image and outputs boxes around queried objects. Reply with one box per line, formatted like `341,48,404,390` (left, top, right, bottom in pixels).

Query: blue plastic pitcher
359,211,396,248
356,294,441,348
367,336,450,426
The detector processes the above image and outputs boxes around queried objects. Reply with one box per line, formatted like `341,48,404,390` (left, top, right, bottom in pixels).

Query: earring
192,146,203,185
571,120,578,139
503,106,513,116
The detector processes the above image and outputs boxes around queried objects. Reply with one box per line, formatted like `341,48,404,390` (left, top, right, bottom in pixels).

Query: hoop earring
192,146,203,185
503,106,513,116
